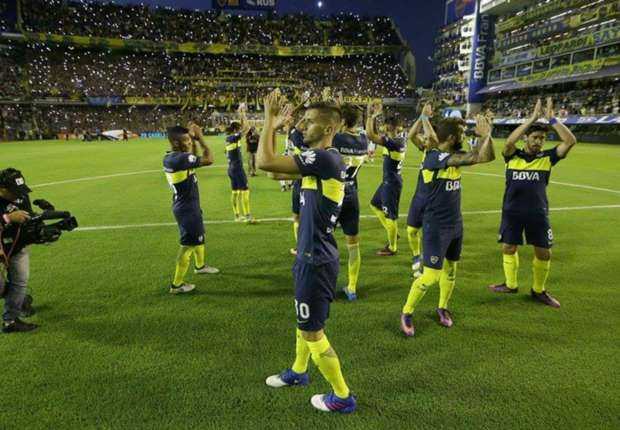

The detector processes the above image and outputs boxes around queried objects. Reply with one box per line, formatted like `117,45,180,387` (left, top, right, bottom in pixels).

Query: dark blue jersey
225,133,243,167
413,149,429,201
293,148,346,265
381,136,406,184
163,151,202,211
503,146,562,214
289,127,308,155
421,149,463,227
332,131,368,192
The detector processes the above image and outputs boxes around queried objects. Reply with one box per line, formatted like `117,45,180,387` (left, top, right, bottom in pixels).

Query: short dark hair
167,126,189,141
384,115,400,128
226,121,242,134
435,118,465,143
526,124,549,135
306,101,342,127
340,104,360,128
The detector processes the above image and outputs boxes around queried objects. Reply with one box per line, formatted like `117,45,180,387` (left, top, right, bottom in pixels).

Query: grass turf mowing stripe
74,204,620,232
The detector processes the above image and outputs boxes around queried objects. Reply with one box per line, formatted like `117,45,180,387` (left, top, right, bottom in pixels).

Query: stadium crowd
484,80,620,118
21,0,401,46
3,46,409,100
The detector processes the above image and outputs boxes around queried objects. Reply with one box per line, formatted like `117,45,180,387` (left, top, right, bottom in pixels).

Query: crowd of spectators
3,46,409,100
21,0,401,46
483,79,620,118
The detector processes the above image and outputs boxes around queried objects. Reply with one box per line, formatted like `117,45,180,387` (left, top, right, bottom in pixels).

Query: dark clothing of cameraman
0,196,32,325
246,130,259,177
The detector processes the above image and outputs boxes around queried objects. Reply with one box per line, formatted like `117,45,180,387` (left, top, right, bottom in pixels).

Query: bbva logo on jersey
445,180,461,191
512,171,541,181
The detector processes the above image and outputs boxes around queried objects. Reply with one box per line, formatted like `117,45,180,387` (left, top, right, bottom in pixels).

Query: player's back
225,133,243,167
333,131,368,190
163,151,201,211
381,136,406,184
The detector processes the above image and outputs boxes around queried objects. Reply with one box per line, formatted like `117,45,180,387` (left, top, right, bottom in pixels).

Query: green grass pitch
1,136,619,428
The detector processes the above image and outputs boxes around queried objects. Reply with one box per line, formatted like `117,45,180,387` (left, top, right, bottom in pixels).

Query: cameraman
0,168,37,333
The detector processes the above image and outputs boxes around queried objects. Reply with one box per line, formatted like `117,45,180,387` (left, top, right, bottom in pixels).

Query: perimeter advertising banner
467,1,494,104
212,0,276,11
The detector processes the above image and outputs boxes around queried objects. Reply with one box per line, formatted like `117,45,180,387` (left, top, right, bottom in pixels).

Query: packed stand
9,46,409,100
484,79,620,118
21,0,401,47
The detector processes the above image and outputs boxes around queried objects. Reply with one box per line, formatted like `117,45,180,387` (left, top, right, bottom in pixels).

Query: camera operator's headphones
0,168,31,197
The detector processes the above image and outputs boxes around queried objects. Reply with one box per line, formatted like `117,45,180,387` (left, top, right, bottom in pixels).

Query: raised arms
188,122,214,166
545,98,577,158
504,99,542,157
365,101,385,146
257,90,301,175
446,115,496,167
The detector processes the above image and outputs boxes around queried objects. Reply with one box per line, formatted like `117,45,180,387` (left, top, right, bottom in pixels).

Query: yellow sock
293,220,299,242
370,205,389,230
402,267,442,314
532,257,551,293
503,252,519,289
291,329,311,374
231,191,240,217
173,246,194,287
194,244,205,269
241,190,251,216
346,243,361,293
438,260,457,309
307,335,350,399
407,226,421,257
385,218,398,252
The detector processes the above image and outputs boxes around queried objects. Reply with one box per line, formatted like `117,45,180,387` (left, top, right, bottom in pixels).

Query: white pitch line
31,165,229,188
75,204,620,232
33,164,620,195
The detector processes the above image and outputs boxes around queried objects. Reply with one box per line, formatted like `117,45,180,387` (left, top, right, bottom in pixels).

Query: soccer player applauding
225,104,256,224
400,115,495,336
488,98,577,308
333,104,369,301
366,101,406,256
405,103,438,277
259,90,356,414
163,124,219,295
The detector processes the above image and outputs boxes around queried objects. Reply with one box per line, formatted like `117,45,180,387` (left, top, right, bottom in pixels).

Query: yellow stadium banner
497,0,591,33
20,32,402,57
517,55,620,84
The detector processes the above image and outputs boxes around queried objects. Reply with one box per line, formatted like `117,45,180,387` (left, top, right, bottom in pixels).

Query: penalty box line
75,204,620,232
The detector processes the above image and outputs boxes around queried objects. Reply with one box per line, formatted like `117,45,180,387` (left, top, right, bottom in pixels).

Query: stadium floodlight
318,1,323,8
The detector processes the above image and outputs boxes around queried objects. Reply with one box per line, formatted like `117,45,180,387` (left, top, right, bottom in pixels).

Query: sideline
75,204,620,232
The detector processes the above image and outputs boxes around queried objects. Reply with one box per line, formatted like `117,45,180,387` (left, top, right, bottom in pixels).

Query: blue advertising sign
468,2,495,103
446,0,476,24
212,0,277,11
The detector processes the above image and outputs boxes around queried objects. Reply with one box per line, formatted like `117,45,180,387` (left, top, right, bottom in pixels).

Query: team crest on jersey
430,256,439,264
188,155,197,163
299,150,316,165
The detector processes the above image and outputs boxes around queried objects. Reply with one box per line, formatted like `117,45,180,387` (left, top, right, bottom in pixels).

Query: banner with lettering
212,0,276,11
493,25,620,67
496,1,620,50
16,33,402,57
468,3,495,103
